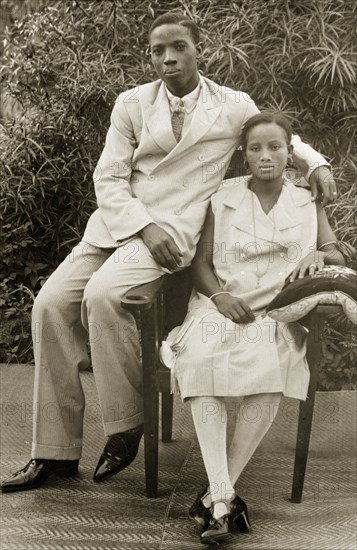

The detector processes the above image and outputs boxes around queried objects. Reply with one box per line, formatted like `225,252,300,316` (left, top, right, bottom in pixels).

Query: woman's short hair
241,112,293,149
148,11,200,45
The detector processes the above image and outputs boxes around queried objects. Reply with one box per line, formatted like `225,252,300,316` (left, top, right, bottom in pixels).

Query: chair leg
161,392,174,442
291,310,323,503
141,305,159,498
291,390,317,503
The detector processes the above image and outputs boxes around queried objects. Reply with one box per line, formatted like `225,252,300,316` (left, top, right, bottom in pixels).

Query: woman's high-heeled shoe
229,495,251,532
189,486,212,529
200,501,231,545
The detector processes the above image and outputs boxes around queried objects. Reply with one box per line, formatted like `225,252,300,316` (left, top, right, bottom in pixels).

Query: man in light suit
1,11,337,492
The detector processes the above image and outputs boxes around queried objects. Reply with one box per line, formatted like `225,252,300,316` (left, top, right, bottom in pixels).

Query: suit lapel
147,77,222,172
173,79,222,155
144,82,177,154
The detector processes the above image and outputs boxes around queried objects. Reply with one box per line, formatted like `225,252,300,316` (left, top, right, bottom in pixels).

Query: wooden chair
122,278,341,499
291,304,342,503
121,151,343,499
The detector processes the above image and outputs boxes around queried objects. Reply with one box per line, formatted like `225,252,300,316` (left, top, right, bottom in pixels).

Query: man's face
149,23,199,95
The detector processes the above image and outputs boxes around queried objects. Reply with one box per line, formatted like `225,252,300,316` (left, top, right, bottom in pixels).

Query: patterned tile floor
0,364,356,550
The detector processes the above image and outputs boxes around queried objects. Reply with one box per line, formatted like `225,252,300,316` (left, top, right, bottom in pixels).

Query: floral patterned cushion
266,265,357,325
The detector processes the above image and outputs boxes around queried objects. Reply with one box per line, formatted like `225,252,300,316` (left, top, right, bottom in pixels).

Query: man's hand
140,223,183,271
309,166,338,206
289,251,327,282
212,294,255,324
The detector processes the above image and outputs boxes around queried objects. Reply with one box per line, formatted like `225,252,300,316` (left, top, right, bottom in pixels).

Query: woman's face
244,122,292,182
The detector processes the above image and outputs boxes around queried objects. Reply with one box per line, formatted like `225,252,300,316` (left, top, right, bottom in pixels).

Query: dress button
148,175,154,181
198,154,204,161
174,209,182,215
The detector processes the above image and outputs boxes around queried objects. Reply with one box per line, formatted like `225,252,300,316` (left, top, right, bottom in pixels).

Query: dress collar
221,175,312,235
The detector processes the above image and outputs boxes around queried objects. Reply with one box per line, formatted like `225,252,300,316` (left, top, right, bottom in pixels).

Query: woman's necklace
251,191,277,289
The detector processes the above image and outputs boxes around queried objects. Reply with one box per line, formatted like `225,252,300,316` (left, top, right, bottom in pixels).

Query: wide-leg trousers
31,240,166,460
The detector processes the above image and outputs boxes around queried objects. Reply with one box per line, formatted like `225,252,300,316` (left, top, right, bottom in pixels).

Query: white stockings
190,393,282,507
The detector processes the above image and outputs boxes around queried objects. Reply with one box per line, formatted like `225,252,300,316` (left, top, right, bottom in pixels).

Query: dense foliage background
0,0,356,389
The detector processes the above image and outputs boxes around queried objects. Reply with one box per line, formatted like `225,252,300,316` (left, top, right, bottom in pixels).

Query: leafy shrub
0,0,356,388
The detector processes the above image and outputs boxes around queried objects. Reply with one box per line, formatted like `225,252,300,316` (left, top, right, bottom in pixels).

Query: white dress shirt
165,80,201,138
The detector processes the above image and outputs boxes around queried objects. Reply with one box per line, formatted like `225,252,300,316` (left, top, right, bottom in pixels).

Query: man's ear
196,42,203,58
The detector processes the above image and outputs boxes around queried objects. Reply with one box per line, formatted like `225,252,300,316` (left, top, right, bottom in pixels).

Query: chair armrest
314,304,343,315
121,275,169,312
299,304,343,329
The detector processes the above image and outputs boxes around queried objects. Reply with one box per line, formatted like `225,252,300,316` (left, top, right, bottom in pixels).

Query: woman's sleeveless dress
172,176,317,401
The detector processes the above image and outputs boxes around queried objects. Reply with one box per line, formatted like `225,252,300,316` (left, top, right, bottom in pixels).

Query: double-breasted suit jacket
82,74,327,265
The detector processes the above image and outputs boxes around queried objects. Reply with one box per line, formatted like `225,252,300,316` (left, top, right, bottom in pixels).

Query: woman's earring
286,153,294,168
243,160,250,174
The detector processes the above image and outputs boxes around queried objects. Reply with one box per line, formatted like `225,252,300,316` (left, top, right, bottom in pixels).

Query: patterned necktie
171,98,185,142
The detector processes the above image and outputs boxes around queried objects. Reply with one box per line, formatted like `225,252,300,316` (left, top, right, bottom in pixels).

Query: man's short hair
148,11,200,44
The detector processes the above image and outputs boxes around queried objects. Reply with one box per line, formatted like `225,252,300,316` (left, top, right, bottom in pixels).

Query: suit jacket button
198,154,204,161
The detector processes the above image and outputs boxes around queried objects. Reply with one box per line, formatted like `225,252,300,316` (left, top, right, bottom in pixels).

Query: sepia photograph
0,1,356,549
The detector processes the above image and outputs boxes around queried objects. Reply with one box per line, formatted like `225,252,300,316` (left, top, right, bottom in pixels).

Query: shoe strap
211,494,236,507
211,500,231,520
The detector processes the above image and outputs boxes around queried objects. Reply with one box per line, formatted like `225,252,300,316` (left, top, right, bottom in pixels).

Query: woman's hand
289,251,327,282
212,294,255,324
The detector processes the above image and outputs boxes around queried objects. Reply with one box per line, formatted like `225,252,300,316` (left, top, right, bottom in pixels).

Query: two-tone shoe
189,486,212,529
1,458,79,493
93,425,144,482
200,512,231,545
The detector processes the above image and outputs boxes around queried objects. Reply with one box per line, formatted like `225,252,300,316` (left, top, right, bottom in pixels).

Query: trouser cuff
32,443,82,460
104,411,144,436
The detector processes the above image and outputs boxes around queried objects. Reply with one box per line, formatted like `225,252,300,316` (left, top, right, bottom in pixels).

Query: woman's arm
290,202,345,281
192,205,255,323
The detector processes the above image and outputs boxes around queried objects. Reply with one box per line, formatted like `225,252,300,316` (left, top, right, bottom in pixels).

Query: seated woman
171,112,345,545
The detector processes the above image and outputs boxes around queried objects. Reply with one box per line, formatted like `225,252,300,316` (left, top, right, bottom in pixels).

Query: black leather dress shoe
230,494,251,531
93,425,144,482
1,459,79,493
